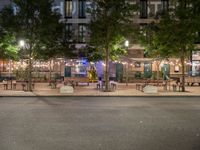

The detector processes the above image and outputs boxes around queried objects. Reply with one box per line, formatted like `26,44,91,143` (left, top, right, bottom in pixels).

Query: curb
1,94,200,97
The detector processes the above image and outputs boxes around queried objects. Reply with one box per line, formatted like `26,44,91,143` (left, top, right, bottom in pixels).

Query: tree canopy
0,0,65,60
0,0,66,91
88,0,136,60
88,0,137,91
0,30,18,60
138,0,200,91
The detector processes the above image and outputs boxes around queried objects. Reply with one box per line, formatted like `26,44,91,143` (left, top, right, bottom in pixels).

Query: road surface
0,96,200,150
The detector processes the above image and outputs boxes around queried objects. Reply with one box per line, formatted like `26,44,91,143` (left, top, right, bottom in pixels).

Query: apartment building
0,0,11,10
53,0,90,47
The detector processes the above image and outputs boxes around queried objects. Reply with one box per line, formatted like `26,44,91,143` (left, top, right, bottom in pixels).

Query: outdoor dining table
2,80,17,90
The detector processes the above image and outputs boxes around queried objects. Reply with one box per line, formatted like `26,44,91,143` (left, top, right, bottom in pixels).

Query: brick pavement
0,82,200,96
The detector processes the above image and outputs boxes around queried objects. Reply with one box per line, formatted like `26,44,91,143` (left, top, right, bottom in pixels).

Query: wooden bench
65,77,90,86
136,79,163,92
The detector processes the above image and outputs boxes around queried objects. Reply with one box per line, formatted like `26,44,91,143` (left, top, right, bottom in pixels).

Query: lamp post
125,40,129,86
19,40,25,47
19,40,33,91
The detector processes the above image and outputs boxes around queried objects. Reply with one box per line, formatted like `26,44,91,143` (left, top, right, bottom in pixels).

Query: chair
3,80,8,90
110,81,117,91
97,80,103,90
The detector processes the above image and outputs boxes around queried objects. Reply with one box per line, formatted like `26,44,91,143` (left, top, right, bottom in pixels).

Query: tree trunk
49,59,52,81
3,60,5,72
156,62,160,85
180,55,185,92
189,49,192,75
126,63,128,86
28,45,33,92
105,48,109,92
28,56,32,91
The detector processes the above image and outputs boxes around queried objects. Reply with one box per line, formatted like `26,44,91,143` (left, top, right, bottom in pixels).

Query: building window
65,0,72,18
161,0,169,12
79,0,86,18
78,24,87,43
65,24,73,42
140,0,147,18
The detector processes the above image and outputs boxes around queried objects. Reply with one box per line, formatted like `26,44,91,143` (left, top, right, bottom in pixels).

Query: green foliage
0,30,18,60
88,0,137,61
139,0,199,59
0,0,64,60
138,0,200,91
86,36,128,61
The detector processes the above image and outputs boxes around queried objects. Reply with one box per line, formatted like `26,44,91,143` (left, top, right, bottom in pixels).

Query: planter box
60,86,74,94
143,86,158,94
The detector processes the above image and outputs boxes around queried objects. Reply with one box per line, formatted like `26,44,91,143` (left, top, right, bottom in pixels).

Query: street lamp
19,40,25,48
19,39,33,91
125,40,129,47
125,40,129,86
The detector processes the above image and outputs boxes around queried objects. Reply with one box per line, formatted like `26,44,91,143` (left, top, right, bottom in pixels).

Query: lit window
65,0,72,18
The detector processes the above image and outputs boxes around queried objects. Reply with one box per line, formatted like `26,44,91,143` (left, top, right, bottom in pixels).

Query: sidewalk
0,82,200,96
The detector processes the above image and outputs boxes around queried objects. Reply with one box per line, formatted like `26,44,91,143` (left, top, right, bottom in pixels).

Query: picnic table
1,80,17,90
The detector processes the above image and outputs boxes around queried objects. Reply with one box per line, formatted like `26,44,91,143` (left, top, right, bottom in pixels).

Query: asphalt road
0,96,200,150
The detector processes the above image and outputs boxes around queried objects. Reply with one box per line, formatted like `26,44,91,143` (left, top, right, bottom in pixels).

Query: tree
0,30,18,60
0,30,18,77
0,0,63,91
138,21,170,81
139,0,200,92
88,0,136,91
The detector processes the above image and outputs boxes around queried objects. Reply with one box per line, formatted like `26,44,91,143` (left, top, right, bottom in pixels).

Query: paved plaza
0,82,200,96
